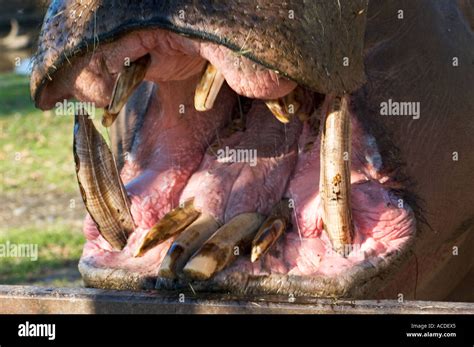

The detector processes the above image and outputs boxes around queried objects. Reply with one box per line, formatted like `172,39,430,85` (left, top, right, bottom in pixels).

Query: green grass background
0,225,84,285
0,73,90,286
0,73,77,194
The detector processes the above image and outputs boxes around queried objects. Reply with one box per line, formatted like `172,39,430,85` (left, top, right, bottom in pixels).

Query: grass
0,73,78,194
0,223,85,284
0,72,107,194
0,72,96,285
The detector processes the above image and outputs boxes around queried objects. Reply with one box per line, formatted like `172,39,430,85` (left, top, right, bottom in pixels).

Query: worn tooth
158,214,220,279
134,199,200,257
102,54,151,127
265,90,301,123
74,113,135,250
194,63,225,111
183,213,265,280
251,199,291,262
320,95,353,255
265,99,290,123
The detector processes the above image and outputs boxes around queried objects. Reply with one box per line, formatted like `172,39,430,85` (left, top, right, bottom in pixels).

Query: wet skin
30,0,473,300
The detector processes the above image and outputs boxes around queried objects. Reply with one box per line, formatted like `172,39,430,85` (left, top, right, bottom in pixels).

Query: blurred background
0,0,85,287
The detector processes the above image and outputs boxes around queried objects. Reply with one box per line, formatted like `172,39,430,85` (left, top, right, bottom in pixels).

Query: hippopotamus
30,0,473,301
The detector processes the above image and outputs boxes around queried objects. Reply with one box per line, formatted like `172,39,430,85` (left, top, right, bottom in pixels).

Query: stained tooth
265,99,290,123
251,199,291,262
73,113,135,250
265,90,300,123
194,63,225,111
102,54,150,127
320,95,353,255
158,214,219,279
183,213,265,280
134,199,200,257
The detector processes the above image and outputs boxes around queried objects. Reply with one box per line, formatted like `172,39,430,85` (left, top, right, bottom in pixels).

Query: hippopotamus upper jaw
31,0,368,107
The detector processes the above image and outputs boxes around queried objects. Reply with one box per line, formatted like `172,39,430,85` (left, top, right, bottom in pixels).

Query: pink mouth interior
42,29,416,280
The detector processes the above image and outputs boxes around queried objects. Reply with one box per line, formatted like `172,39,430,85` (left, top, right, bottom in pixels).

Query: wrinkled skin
31,0,367,103
30,0,473,300
360,0,474,300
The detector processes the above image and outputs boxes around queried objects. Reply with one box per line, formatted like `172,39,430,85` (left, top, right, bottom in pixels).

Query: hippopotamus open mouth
31,0,474,299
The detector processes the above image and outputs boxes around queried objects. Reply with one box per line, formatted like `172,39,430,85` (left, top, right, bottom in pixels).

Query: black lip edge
32,19,300,108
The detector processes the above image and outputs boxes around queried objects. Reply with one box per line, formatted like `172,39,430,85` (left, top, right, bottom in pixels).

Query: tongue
179,100,303,224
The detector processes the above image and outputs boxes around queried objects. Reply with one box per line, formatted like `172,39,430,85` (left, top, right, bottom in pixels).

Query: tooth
265,100,290,123
74,113,135,250
182,213,265,280
158,214,219,279
251,199,291,262
102,54,150,127
194,63,225,111
134,199,200,257
320,95,353,255
265,90,300,123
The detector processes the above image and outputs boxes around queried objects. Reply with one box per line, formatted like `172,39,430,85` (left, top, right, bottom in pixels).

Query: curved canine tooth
183,213,265,280
158,214,220,279
134,199,200,257
73,113,135,250
251,199,291,262
194,63,225,111
102,54,150,127
265,90,301,123
320,95,353,255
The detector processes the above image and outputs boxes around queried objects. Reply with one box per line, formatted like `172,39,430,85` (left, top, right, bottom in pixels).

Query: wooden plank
0,285,472,314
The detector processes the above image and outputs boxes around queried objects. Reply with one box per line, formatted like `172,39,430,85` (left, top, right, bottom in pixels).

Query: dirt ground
1,191,85,229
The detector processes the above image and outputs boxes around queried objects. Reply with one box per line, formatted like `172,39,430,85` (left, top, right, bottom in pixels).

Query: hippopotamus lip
78,239,416,298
